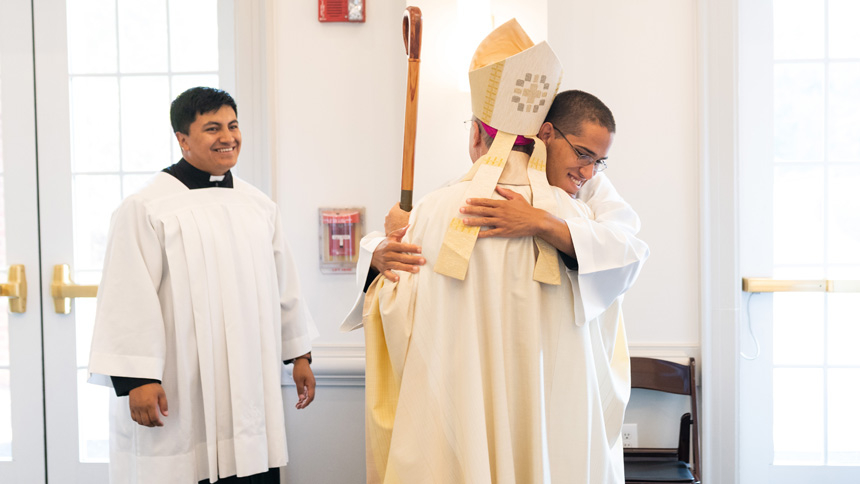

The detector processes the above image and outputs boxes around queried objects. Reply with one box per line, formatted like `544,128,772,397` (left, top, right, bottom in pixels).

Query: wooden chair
624,357,700,484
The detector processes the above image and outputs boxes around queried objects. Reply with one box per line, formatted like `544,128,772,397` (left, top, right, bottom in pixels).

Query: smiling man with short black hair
88,87,317,484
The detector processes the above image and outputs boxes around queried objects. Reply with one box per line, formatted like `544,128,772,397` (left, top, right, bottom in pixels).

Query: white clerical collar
209,175,226,182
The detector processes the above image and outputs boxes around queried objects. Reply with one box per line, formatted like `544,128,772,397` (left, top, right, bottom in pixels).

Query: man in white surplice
88,87,318,484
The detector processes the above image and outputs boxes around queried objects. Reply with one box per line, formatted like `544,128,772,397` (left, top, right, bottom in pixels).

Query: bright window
771,0,860,467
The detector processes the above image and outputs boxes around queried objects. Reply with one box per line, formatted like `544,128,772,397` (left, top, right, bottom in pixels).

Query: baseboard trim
282,343,366,387
282,343,702,387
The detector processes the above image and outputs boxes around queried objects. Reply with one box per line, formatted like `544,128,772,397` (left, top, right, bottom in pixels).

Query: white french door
0,0,47,482
1,0,239,481
738,0,860,482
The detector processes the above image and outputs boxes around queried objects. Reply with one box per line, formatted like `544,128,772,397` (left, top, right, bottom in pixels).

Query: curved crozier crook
402,6,422,60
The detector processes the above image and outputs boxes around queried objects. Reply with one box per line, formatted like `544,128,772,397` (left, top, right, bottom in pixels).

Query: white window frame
230,0,275,197
698,1,742,483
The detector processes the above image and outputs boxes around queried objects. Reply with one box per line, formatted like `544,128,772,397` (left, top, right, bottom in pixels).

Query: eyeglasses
553,127,608,173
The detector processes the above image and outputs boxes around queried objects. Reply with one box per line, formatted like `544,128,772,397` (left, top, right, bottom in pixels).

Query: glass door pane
770,0,860,470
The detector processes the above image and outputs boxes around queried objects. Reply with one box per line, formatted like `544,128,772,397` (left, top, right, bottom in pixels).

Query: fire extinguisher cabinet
319,207,364,274
319,0,365,23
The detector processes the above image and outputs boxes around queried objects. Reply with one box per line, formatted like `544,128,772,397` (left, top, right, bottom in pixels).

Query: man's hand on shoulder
461,186,576,258
371,226,425,282
292,358,316,410
128,382,168,427
460,186,546,238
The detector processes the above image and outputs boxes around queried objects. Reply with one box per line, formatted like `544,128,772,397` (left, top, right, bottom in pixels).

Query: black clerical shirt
163,158,234,189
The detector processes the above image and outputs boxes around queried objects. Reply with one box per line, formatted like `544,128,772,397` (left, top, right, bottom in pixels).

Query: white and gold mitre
469,19,563,136
434,19,564,285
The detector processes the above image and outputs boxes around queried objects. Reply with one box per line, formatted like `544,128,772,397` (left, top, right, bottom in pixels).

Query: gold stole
434,132,560,285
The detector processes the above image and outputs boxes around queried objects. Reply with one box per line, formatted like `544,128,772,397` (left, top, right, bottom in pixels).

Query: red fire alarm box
319,0,365,23
319,208,364,274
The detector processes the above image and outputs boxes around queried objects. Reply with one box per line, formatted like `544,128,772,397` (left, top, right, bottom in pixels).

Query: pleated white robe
88,173,317,483
546,172,649,483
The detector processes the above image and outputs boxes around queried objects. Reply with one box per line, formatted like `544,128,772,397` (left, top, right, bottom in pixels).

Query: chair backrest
628,357,700,481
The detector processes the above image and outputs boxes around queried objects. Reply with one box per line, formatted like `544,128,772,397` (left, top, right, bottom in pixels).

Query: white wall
548,0,700,347
271,2,407,481
270,0,702,480
547,0,701,452
272,0,404,347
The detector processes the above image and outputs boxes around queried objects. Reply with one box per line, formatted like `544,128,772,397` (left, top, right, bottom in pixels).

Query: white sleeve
376,207,426,380
88,198,166,387
273,208,319,360
339,231,386,332
565,173,650,324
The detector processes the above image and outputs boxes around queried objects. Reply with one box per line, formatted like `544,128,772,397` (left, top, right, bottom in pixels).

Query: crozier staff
399,6,422,212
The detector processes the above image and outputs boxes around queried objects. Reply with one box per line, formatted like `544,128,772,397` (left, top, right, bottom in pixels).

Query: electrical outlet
622,423,638,448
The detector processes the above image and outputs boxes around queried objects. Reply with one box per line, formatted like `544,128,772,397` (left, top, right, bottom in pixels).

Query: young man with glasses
459,89,634,271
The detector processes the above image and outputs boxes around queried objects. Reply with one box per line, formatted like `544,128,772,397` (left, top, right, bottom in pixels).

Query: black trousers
199,467,280,484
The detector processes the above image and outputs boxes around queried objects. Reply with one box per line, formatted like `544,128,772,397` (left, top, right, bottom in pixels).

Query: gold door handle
0,264,27,313
52,264,98,314
743,277,860,293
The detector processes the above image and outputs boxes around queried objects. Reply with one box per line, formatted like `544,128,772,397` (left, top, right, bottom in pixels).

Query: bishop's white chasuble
363,153,642,483
89,173,317,483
